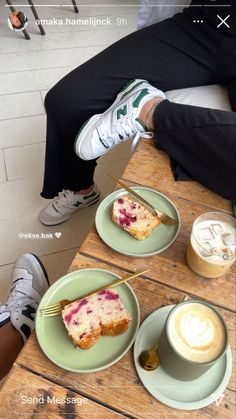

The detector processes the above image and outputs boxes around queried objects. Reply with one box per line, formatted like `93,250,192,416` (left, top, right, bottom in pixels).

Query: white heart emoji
55,232,62,239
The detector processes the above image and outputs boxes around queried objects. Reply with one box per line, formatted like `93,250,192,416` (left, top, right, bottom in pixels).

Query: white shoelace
131,131,154,152
53,190,77,211
100,116,153,150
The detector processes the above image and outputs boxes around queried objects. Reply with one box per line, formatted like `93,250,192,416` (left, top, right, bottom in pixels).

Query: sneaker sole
74,79,148,160
74,114,101,160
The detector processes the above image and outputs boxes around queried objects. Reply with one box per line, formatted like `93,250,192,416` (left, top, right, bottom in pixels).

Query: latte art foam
169,303,226,363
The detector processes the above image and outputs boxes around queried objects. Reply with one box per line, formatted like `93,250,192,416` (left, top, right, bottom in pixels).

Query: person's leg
148,99,236,200
41,16,220,200
0,323,23,381
76,78,236,200
0,254,49,380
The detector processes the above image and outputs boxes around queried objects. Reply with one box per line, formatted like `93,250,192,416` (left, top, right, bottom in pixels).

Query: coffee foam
168,303,226,363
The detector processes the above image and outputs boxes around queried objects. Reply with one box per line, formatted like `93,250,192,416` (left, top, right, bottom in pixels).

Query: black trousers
41,10,236,201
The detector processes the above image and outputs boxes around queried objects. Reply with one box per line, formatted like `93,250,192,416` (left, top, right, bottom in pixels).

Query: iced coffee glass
187,212,236,278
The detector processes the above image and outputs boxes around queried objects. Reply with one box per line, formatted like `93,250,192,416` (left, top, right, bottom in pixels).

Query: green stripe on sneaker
133,88,150,108
121,80,146,99
117,104,127,120
120,79,136,93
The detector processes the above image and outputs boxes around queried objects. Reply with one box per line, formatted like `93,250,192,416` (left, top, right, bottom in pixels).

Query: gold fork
40,269,149,317
108,173,178,226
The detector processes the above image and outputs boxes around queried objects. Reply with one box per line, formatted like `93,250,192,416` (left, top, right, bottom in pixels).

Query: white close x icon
217,15,230,29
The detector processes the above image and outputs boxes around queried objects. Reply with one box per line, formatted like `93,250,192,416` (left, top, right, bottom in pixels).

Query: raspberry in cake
62,289,132,349
112,194,160,240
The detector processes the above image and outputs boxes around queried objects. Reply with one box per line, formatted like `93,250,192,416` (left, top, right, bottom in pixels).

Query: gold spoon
139,297,190,371
139,344,160,371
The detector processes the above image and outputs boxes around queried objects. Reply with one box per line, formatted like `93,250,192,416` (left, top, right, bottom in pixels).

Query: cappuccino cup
158,300,228,381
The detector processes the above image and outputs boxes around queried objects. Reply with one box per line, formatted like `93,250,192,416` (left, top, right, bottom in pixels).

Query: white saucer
134,305,232,410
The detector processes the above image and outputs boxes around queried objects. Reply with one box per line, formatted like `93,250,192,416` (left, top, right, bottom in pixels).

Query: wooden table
0,141,235,418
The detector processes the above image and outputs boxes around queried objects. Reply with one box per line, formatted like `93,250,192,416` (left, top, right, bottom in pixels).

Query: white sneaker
39,183,100,226
74,79,165,160
0,254,49,343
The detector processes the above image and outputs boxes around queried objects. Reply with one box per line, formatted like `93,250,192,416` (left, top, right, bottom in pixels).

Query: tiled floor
0,0,137,302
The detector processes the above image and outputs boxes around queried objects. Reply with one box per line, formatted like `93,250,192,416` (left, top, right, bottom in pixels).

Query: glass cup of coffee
186,212,236,278
158,299,229,381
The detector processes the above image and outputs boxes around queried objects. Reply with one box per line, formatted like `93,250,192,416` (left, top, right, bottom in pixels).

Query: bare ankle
138,97,163,130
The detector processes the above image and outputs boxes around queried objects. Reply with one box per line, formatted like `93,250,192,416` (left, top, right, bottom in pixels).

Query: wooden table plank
0,366,125,418
15,255,235,418
79,229,235,312
16,336,236,419
122,141,232,212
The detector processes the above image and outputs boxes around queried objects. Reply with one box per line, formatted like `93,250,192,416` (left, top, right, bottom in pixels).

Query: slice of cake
62,289,132,349
112,194,160,240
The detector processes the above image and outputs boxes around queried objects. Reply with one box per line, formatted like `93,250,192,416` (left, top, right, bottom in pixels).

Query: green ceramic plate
95,187,180,257
134,305,232,410
36,268,140,373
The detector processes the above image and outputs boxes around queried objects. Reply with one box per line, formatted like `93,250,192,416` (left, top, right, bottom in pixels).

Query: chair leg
5,0,31,39
27,0,46,35
71,0,79,14
22,29,31,40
